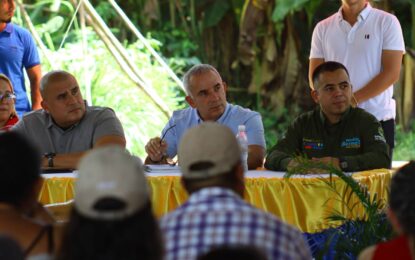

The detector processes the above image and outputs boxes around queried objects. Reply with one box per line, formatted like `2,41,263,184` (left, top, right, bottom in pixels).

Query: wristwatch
44,152,56,167
339,157,348,171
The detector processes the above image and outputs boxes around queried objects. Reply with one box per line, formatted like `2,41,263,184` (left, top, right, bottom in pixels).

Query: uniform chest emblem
303,139,324,150
341,137,361,149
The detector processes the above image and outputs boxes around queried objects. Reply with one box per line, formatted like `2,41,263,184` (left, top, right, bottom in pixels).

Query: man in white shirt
309,0,405,157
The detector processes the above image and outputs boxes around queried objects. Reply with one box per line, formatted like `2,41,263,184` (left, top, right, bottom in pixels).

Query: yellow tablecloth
39,169,393,233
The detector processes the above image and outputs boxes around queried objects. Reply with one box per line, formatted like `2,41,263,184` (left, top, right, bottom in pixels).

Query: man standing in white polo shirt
309,0,405,157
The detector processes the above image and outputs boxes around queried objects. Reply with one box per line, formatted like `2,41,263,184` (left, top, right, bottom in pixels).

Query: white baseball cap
75,146,149,220
178,122,241,179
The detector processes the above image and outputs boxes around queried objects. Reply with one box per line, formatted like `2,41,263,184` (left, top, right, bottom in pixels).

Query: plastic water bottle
236,125,248,172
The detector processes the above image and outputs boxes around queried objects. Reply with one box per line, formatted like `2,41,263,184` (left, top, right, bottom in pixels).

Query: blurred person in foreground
197,245,267,260
265,61,390,172
0,235,24,260
0,73,18,131
0,132,60,259
160,122,311,260
145,64,265,169
0,0,42,116
57,146,163,260
358,161,415,260
13,70,125,169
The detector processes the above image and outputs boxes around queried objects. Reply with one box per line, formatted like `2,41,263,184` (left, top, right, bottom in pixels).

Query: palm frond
285,156,393,258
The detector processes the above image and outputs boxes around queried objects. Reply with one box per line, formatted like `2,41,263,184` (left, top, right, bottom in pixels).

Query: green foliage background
15,0,415,160
42,33,187,156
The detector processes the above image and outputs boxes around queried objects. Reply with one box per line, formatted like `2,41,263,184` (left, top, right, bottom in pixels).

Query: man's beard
0,17,12,23
0,14,13,23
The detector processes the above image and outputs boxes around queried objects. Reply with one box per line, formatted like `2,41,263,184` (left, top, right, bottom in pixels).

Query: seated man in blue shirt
160,122,311,260
145,64,266,169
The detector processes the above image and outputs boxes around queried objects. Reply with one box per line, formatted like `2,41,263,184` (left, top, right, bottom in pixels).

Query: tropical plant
14,0,189,158
20,0,79,50
24,25,185,157
15,0,415,159
395,122,415,160
285,159,393,258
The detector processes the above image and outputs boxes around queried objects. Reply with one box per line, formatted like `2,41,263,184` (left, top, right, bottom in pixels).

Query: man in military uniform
265,61,390,172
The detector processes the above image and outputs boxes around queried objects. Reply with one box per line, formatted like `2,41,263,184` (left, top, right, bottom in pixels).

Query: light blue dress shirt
162,103,266,158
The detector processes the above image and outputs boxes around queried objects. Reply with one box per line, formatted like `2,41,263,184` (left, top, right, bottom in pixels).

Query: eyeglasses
160,124,177,166
160,124,176,144
0,92,16,102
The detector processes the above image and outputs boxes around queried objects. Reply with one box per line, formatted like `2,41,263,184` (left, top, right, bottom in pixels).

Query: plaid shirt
160,187,311,260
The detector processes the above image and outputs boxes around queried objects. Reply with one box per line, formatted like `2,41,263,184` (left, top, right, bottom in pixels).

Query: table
39,168,393,233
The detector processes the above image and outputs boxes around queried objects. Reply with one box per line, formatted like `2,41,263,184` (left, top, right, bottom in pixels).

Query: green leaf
203,0,231,28
303,0,323,27
285,155,393,257
44,32,55,51
327,214,347,222
271,0,309,23
41,16,64,34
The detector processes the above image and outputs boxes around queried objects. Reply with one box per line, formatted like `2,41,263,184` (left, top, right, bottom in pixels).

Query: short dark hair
183,64,221,96
0,235,24,260
40,70,74,98
312,61,350,89
182,163,241,194
57,201,163,260
0,132,41,205
389,161,415,236
197,245,267,260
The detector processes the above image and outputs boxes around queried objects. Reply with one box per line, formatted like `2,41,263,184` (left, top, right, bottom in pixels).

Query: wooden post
108,0,184,91
80,0,172,117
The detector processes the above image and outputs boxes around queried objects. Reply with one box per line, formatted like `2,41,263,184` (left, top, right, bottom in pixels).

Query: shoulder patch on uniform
374,127,386,143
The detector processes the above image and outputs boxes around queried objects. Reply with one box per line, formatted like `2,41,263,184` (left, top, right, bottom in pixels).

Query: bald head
40,70,86,128
40,70,75,99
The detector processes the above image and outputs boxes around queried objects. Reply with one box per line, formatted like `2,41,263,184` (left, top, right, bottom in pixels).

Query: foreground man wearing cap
13,70,126,169
57,146,163,259
265,61,390,172
160,122,311,260
145,64,265,169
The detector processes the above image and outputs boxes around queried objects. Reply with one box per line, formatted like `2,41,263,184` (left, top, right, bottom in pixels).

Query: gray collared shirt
13,105,125,154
